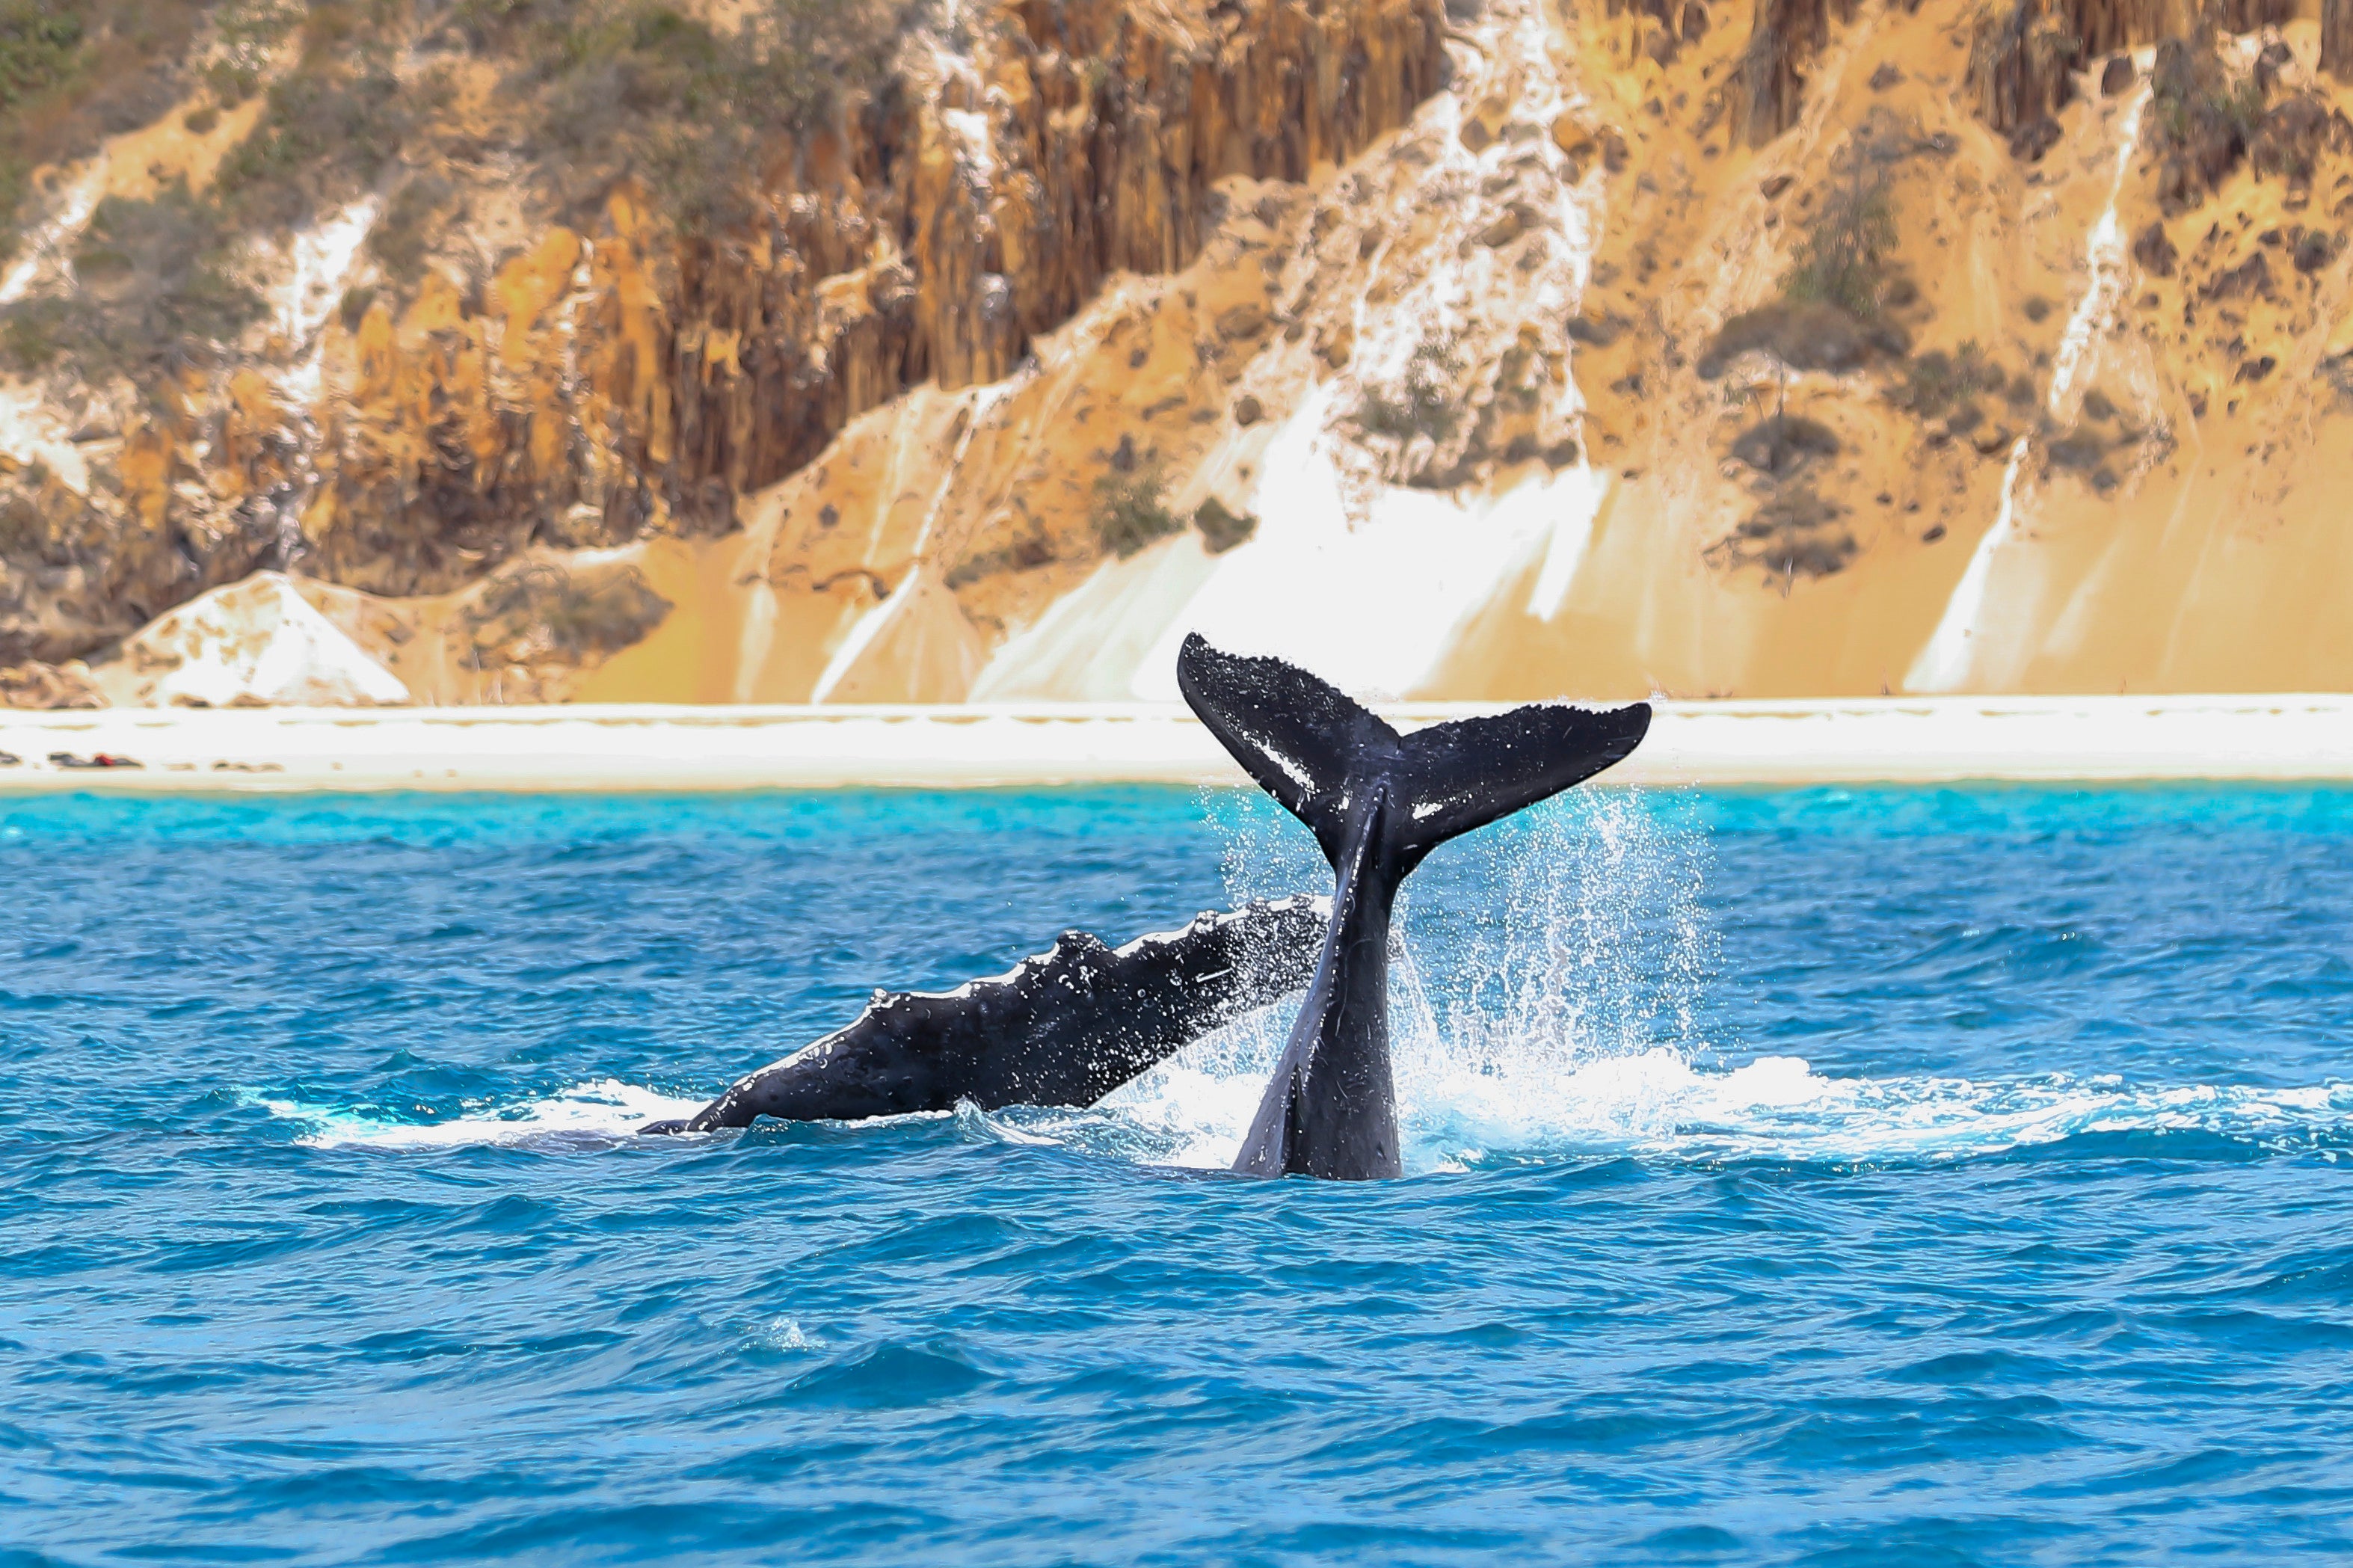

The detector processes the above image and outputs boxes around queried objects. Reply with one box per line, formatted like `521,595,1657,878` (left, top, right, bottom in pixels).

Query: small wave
750,1316,822,1353
242,1078,707,1151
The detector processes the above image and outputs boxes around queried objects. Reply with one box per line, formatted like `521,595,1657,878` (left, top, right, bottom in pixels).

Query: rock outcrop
0,660,103,710
92,572,410,708
0,0,1447,661
1738,0,1858,144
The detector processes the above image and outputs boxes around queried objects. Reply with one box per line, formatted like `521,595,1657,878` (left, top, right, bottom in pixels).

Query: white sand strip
1,695,2349,793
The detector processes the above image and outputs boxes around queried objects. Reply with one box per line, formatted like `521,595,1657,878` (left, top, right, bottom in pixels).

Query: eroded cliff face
0,0,1447,691
6,0,2353,705
1472,0,2353,698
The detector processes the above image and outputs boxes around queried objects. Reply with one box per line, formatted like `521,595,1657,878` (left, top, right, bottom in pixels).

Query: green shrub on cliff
0,1,79,230
368,175,454,283
1897,339,2003,419
0,0,211,260
512,0,922,230
1093,464,1184,559
216,66,411,228
1783,150,1898,320
467,562,673,661
0,183,259,378
214,2,415,231
0,2,86,111
1191,496,1258,554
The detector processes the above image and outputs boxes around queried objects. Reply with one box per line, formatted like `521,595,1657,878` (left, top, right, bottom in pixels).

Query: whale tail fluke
1384,700,1655,864
1175,633,1652,867
1179,633,1652,1180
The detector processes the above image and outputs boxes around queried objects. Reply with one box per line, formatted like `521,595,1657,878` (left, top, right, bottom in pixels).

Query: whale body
641,897,1323,1133
1176,635,1651,1180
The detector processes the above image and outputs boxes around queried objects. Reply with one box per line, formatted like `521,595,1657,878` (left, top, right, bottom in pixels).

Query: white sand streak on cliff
0,166,103,307
1907,85,2150,694
275,197,380,405
811,381,1014,703
0,381,91,492
973,0,1611,700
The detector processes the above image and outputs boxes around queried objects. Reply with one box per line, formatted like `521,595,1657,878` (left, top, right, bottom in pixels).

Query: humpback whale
641,897,1323,1133
642,642,1646,1177
1176,635,1651,1180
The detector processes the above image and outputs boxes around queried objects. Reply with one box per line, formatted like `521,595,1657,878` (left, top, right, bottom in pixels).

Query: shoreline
3,695,2352,793
4,697,2353,796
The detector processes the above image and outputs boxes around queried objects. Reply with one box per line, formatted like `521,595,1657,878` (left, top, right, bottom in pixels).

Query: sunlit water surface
4,786,2351,1564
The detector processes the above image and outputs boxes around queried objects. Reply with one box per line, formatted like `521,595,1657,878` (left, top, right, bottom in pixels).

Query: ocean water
4,784,2350,1565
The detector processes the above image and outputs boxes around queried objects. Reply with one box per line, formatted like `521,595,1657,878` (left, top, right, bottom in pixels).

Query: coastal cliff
2,0,2352,704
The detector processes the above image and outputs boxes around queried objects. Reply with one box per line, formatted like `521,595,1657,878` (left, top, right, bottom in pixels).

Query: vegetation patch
1191,496,1257,554
203,0,299,105
0,481,55,563
944,530,1053,589
1710,485,1857,579
1782,161,1897,320
474,0,923,233
0,3,87,114
1349,332,1466,445
465,560,671,662
2319,351,2353,411
2045,428,2107,470
1697,301,1907,379
1092,463,1183,559
1730,413,1839,476
214,3,418,233
1892,340,2005,421
2132,220,2179,277
0,182,260,379
2147,31,2289,212
0,0,213,260
368,174,455,283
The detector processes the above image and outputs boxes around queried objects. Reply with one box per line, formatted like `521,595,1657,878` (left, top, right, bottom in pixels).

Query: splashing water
1076,784,1719,1170
248,1054,2353,1175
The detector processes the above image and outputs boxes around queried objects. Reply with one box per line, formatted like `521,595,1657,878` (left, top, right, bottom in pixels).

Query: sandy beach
3,694,2350,792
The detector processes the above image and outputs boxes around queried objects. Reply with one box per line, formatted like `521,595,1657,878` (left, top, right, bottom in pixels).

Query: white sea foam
245,1078,706,1150
247,1060,2353,1171
1048,1049,2353,1173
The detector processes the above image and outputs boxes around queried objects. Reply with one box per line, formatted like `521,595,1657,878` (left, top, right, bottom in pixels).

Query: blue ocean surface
3,784,2350,1565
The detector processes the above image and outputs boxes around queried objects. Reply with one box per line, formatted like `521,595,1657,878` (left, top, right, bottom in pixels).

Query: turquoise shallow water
4,784,2351,1565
